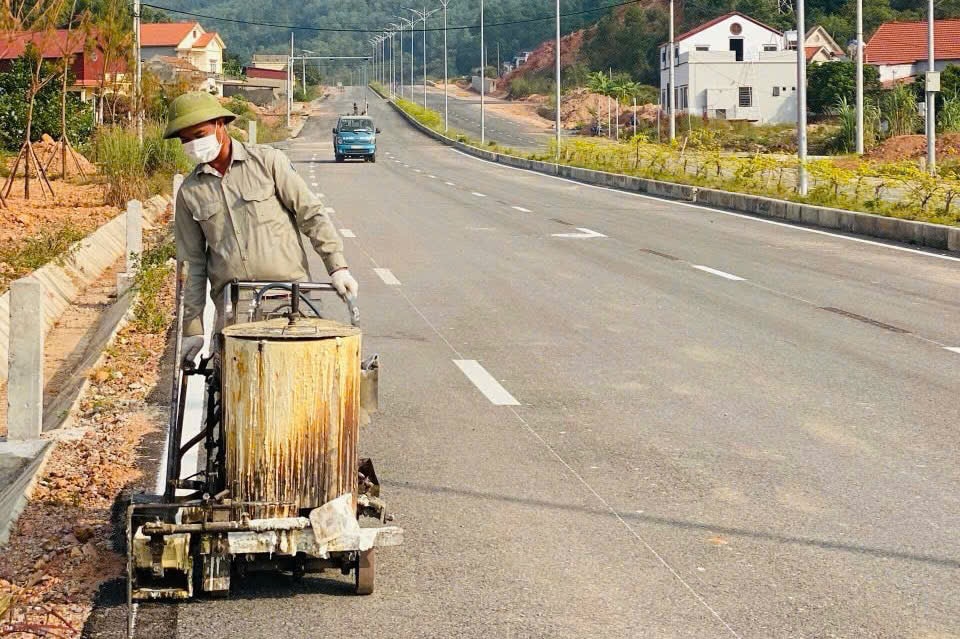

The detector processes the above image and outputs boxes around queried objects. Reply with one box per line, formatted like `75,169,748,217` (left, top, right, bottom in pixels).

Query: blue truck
333,116,380,163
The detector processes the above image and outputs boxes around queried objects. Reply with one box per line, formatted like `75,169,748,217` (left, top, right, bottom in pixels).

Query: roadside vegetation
385,88,960,227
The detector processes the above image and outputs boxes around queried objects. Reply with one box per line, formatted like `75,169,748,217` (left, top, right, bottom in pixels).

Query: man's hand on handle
332,268,359,299
181,335,205,368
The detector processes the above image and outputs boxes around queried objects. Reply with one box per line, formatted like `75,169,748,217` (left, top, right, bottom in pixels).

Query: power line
140,0,649,34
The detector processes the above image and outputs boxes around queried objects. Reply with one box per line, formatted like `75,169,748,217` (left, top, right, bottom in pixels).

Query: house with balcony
140,22,225,94
658,12,842,124
865,19,960,86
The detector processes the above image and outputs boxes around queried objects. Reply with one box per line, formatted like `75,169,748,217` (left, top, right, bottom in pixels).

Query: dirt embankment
556,88,659,130
865,133,960,163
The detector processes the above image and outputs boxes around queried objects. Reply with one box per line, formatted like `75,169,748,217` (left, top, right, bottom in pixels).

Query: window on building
739,87,753,107
695,45,710,52
772,86,780,97
661,49,666,65
763,44,778,52
680,86,689,110
674,48,679,62
210,61,217,73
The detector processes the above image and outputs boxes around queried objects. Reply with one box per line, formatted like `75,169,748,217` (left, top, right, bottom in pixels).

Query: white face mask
182,123,222,164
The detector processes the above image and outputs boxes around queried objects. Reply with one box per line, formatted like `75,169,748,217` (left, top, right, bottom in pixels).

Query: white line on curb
945,347,960,354
374,268,402,286
340,229,356,238
692,265,745,281
512,206,532,213
472,192,487,198
453,360,520,406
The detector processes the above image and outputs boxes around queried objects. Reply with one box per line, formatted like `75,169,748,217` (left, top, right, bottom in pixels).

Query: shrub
90,123,191,207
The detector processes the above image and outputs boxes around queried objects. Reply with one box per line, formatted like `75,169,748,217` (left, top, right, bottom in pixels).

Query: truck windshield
340,119,374,132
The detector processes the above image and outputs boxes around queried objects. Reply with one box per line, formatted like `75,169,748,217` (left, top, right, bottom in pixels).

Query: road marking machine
125,279,401,634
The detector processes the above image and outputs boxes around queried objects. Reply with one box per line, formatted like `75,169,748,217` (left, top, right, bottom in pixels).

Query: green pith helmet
163,92,237,139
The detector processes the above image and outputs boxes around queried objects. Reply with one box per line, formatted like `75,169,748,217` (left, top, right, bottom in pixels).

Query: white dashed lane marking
374,268,402,286
340,229,356,238
453,360,520,406
692,265,746,281
512,206,532,213
472,192,487,198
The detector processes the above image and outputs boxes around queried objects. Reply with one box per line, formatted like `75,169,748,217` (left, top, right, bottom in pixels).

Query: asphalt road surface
112,87,960,639
392,82,553,152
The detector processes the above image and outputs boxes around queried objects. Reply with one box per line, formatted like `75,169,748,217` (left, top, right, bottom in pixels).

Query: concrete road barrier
382,95,960,255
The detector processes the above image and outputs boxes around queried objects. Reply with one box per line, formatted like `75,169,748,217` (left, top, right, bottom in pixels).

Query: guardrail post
7,277,44,441
247,120,257,145
117,199,142,296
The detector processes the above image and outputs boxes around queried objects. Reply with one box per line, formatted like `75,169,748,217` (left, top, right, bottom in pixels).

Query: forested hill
151,0,960,81
151,0,621,73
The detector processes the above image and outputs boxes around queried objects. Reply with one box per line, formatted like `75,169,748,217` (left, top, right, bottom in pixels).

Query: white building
659,12,835,124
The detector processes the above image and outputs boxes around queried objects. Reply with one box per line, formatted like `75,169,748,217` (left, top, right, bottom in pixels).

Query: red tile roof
865,19,960,65
245,67,286,80
140,22,199,47
806,45,825,61
673,11,782,44
0,29,87,59
192,32,218,48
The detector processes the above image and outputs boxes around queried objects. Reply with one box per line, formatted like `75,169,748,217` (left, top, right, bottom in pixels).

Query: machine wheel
354,548,375,595
369,154,377,163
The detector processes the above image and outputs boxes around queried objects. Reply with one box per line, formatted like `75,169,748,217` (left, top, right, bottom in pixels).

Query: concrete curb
379,91,960,255
0,195,171,384
0,439,54,546
0,213,172,548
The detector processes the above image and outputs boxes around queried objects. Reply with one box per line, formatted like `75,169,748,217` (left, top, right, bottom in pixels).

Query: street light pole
855,0,864,154
797,0,808,195
668,0,675,142
440,0,450,132
287,32,293,129
555,0,561,161
480,0,485,144
927,0,936,174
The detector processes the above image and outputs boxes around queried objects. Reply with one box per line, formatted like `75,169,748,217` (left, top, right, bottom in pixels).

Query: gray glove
181,335,205,367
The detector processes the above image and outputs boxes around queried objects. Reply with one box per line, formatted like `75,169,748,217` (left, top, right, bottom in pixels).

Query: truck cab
333,116,380,163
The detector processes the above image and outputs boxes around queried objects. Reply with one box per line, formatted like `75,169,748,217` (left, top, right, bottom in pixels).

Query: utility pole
480,0,485,144
926,0,937,174
555,0,561,161
855,0,864,154
796,0,808,195
668,0,675,142
441,0,450,132
423,7,428,108
287,32,293,128
497,41,500,77
133,0,142,142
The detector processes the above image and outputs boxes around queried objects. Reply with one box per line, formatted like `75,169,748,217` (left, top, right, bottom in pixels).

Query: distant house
658,12,842,124
865,19,960,85
250,54,288,72
802,25,846,63
140,22,225,94
0,28,125,102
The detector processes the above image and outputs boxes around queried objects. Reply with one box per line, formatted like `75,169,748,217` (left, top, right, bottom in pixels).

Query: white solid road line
552,227,607,239
512,206,532,212
340,229,356,238
374,268,402,286
450,149,960,264
692,265,746,281
472,192,487,198
453,360,520,406
945,347,960,354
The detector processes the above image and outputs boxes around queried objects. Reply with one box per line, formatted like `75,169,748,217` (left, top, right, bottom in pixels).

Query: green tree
808,61,881,115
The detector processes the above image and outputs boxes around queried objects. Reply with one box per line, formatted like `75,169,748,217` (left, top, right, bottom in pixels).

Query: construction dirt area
866,132,960,163
0,212,174,637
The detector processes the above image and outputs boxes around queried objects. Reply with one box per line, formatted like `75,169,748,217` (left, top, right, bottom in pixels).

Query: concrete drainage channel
373,86,960,255
0,192,173,545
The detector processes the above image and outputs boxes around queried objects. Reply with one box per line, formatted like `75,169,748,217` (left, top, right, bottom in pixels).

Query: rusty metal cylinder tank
221,318,362,514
